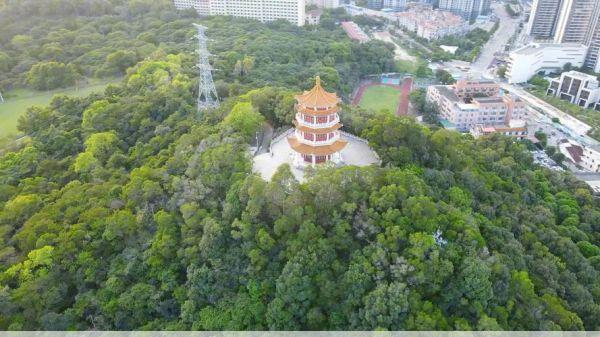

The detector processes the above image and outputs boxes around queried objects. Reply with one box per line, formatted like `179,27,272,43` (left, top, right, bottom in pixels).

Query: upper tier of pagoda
295,76,340,111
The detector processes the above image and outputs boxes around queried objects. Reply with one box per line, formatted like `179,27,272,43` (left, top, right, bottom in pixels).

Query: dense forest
1,0,600,331
0,0,394,94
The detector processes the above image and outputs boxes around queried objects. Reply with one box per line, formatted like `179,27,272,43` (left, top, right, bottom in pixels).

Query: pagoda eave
296,105,340,115
293,120,343,133
287,136,348,156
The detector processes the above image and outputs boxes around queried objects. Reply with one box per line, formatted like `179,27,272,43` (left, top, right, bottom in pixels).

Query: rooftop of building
473,96,504,103
560,70,599,81
511,43,588,56
433,85,460,101
340,21,370,42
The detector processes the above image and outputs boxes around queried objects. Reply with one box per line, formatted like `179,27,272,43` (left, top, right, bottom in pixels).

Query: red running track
352,78,413,116
397,77,412,116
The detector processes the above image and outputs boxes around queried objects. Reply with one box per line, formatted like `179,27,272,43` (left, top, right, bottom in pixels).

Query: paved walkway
253,133,380,181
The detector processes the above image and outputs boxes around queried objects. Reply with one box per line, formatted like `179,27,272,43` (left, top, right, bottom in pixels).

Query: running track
352,77,413,116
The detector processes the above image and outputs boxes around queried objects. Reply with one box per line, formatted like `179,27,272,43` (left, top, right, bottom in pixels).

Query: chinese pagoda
288,76,348,167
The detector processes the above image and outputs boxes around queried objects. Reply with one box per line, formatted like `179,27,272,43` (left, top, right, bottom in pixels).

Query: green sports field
0,79,119,137
358,85,401,114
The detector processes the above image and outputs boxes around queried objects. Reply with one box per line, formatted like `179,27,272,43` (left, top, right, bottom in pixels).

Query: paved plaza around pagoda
253,130,381,181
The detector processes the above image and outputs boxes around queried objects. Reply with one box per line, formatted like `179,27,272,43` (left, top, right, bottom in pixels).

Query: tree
534,131,548,147
0,52,13,73
222,102,265,142
73,131,120,172
435,69,456,84
497,65,507,78
26,61,80,90
103,50,138,75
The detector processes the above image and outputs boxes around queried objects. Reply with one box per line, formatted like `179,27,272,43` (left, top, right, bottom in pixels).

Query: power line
193,23,219,112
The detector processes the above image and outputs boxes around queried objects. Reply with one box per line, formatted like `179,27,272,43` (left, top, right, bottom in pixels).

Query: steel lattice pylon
194,23,219,111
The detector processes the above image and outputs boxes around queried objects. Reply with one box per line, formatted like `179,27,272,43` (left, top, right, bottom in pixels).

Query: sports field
358,85,401,113
0,79,119,136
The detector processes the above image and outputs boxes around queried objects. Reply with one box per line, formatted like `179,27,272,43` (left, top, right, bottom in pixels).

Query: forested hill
0,0,394,93
1,0,600,332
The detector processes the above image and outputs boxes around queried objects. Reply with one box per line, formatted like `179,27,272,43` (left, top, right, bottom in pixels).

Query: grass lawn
0,78,120,137
396,59,419,74
359,85,401,113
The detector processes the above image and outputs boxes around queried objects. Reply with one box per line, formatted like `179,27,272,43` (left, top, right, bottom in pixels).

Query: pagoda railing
295,114,340,128
271,127,294,144
294,130,341,146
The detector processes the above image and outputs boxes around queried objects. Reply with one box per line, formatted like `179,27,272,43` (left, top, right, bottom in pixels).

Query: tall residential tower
526,0,563,39
438,0,490,21
527,0,600,71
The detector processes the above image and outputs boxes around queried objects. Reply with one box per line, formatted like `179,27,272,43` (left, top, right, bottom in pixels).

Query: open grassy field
358,85,401,113
0,79,119,136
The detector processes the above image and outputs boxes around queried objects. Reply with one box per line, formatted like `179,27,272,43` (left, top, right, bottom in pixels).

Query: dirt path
373,31,417,62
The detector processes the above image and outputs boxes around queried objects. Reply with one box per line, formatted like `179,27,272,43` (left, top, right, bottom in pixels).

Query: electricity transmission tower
193,23,219,111
0,91,4,104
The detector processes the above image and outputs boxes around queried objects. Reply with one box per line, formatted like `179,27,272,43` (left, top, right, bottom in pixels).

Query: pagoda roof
288,136,348,156
295,76,340,109
296,104,340,115
293,120,343,133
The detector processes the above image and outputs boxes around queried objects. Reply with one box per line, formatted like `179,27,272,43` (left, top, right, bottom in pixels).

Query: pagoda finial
315,75,321,86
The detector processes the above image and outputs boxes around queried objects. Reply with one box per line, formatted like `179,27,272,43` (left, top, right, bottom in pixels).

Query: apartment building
306,9,323,25
560,140,600,172
471,120,529,140
506,43,588,83
547,71,600,110
173,0,306,26
438,0,489,21
383,0,407,10
527,0,600,72
527,0,562,39
426,79,527,131
395,4,468,40
553,0,598,44
306,0,340,8
341,21,370,43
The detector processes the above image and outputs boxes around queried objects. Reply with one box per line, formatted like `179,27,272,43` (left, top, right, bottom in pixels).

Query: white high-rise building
554,0,599,44
306,0,340,8
438,0,488,20
527,0,600,71
527,0,562,39
383,0,407,10
173,0,306,26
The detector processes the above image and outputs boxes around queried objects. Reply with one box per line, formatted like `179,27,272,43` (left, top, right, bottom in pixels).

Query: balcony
294,129,341,147
296,113,340,129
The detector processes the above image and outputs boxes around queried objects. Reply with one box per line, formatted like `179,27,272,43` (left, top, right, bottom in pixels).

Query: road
471,2,521,75
255,123,274,155
499,83,599,147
